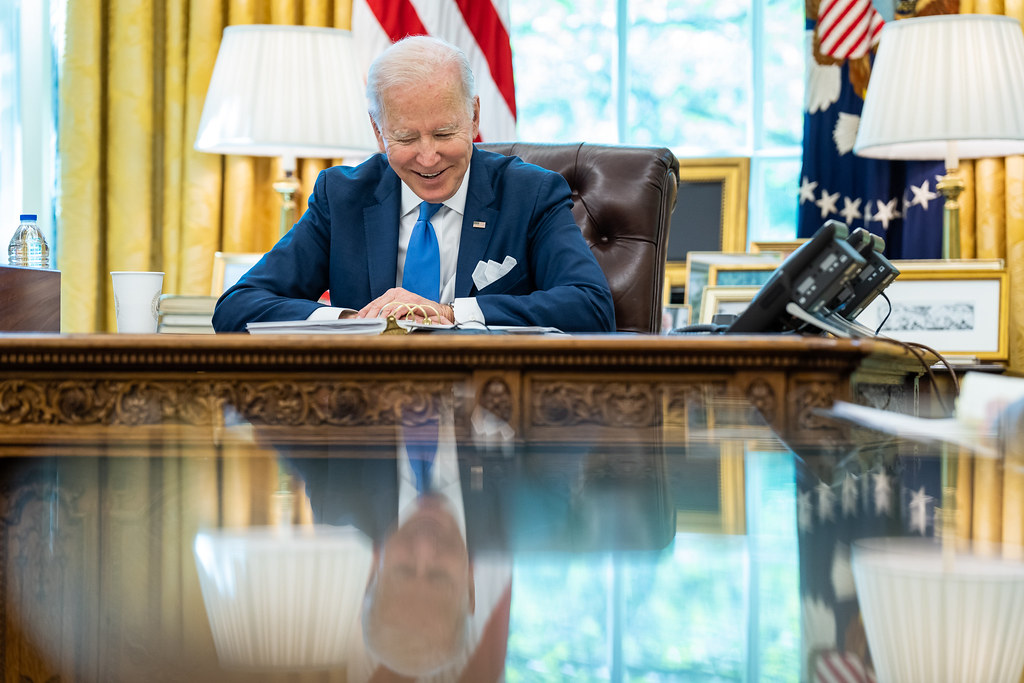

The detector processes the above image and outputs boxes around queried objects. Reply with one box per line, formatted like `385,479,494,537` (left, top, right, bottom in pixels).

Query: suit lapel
456,149,500,297
364,169,401,297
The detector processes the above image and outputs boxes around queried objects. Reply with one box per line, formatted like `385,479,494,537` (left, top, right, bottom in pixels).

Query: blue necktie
402,201,443,301
410,450,434,495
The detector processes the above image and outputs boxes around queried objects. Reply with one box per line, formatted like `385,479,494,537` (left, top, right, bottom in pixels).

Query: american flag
799,6,944,259
352,0,517,143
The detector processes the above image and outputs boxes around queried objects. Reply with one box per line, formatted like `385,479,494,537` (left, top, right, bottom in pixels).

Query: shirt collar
400,164,471,218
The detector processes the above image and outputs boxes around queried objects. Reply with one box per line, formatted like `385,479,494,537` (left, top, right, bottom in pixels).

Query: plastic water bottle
7,214,49,268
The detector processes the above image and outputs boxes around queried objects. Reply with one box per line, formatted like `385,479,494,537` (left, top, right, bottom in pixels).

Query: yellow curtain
953,1,1024,561
956,0,1024,373
57,0,354,333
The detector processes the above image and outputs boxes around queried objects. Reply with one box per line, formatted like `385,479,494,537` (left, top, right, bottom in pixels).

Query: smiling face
371,65,480,204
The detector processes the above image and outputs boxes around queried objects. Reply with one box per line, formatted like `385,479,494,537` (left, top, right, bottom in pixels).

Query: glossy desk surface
1,333,1015,682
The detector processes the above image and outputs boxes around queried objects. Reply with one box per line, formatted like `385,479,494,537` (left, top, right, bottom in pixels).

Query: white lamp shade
193,525,373,671
194,25,379,159
852,537,1024,683
854,14,1024,160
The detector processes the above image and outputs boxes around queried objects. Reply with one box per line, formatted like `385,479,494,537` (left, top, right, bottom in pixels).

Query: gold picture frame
699,285,762,325
683,251,782,324
750,239,807,257
664,157,751,302
856,259,1008,362
211,252,263,297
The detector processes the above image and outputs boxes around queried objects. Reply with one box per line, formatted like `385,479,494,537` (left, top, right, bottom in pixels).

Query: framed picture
664,157,751,302
708,263,777,288
751,239,807,257
211,252,263,297
699,285,762,324
661,303,691,333
672,442,746,535
684,251,782,324
856,260,1008,361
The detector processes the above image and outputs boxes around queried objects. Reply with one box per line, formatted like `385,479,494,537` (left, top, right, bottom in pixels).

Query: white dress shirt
311,168,486,325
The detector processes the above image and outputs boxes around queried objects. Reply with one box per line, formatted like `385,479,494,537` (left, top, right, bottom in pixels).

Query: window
508,0,805,244
0,0,59,259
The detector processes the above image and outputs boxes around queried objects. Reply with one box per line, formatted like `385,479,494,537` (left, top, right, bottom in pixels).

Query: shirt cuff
453,297,484,325
308,306,347,320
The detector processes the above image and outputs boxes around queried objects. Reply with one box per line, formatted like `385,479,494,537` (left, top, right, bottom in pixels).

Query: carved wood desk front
0,333,921,451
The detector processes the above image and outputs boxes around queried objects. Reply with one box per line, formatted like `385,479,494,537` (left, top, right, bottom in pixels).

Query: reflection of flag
799,12,943,259
795,448,941,683
352,0,517,142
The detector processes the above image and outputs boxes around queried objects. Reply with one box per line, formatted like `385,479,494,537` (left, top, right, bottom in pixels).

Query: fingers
357,288,448,323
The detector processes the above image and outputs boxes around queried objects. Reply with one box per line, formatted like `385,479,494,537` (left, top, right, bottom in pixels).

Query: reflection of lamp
195,25,378,237
193,525,373,670
853,14,1024,259
852,537,1024,682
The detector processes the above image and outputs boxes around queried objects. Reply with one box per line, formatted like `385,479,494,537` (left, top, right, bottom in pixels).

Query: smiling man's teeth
420,171,440,178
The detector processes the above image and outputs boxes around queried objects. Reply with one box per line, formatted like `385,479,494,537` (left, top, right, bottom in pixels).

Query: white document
472,255,517,290
245,318,454,334
818,372,1024,458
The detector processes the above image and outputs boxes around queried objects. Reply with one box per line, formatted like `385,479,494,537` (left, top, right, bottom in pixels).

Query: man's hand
358,288,454,324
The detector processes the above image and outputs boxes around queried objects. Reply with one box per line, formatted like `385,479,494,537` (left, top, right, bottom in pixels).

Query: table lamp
195,25,379,237
853,14,1024,259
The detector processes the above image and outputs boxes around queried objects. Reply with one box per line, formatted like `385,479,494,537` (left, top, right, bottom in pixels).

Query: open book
818,372,1024,458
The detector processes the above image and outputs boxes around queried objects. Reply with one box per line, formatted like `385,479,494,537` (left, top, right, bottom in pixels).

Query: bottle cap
19,214,37,221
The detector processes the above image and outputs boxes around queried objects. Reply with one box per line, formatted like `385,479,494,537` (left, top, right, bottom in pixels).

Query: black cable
874,291,892,336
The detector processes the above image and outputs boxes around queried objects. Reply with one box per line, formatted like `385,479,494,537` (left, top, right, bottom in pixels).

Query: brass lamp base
273,170,301,239
936,169,964,260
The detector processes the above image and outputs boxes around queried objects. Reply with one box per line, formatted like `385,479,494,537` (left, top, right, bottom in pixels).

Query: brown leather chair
478,142,679,334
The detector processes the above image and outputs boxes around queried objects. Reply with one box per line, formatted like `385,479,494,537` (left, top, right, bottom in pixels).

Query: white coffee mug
111,271,164,333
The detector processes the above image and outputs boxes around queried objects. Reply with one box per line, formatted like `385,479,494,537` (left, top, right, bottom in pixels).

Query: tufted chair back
478,142,679,334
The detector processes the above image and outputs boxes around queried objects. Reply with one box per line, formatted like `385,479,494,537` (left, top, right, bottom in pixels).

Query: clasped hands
344,287,454,325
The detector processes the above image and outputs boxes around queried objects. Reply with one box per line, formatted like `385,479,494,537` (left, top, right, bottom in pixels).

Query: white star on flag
816,190,840,218
800,177,819,204
841,473,858,516
839,197,862,225
910,180,939,211
816,481,836,523
909,486,932,535
873,471,892,515
798,490,814,533
874,198,899,231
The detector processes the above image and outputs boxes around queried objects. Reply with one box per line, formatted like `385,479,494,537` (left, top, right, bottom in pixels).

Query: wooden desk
0,332,924,449
0,332,945,683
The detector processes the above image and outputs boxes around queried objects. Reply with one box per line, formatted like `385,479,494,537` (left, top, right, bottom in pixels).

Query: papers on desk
244,318,565,335
817,372,1024,458
245,318,455,334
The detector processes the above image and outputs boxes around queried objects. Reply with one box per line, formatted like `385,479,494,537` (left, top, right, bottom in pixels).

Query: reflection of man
284,430,512,682
213,35,614,332
363,493,475,676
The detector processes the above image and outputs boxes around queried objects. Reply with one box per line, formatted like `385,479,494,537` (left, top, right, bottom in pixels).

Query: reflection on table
1,359,1022,681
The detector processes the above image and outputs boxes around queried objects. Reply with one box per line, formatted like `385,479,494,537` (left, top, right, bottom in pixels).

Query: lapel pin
473,221,486,229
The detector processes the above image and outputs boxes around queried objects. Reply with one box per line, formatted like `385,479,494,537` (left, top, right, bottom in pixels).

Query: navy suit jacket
212,147,616,332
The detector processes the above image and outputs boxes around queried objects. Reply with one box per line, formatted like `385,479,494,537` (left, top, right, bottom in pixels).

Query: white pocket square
472,255,517,290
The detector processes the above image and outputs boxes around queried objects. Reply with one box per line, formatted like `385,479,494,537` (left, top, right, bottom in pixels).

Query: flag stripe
453,0,517,117
364,0,428,41
820,3,871,58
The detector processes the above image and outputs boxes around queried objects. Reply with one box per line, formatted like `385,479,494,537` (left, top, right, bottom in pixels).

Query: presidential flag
352,0,517,142
799,1,945,259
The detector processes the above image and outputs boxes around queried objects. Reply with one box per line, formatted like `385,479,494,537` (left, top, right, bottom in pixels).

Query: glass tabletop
0,389,1018,683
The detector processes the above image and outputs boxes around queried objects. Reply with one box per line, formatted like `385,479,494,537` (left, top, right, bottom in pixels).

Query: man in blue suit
213,35,615,333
